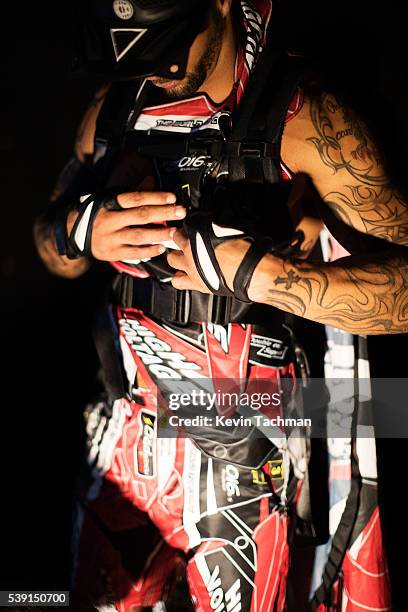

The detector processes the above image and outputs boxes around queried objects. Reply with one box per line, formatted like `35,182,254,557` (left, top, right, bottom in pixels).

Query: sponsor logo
205,565,242,612
268,459,284,481
250,334,288,361
221,464,241,502
133,111,227,134
113,0,134,20
110,28,147,62
155,118,205,129
251,469,268,486
119,316,204,380
136,411,156,477
178,155,210,169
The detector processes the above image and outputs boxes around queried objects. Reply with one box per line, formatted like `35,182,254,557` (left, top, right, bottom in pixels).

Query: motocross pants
72,307,306,611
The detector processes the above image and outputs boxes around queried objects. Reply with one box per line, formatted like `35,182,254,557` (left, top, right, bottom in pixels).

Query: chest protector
94,41,308,328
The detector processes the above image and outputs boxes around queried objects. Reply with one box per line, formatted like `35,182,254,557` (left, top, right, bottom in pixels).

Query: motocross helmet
75,0,212,80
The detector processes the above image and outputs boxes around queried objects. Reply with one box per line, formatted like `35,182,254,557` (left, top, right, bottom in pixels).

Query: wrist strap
184,213,305,302
233,237,277,302
54,189,122,259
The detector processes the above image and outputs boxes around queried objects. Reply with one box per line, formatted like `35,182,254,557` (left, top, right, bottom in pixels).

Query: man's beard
155,11,225,98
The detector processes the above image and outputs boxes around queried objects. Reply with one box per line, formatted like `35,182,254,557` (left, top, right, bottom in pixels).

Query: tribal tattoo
307,94,385,184
324,186,408,244
263,255,408,334
306,93,408,246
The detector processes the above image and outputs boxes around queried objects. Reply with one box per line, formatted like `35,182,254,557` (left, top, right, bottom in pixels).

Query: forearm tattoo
265,255,408,334
307,93,408,246
324,187,408,244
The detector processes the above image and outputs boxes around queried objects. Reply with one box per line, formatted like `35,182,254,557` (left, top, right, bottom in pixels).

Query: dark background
2,0,408,608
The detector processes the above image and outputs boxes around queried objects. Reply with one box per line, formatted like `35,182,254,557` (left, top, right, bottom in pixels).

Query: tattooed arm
169,233,408,334
264,88,408,334
246,247,408,335
281,90,408,245
170,90,408,333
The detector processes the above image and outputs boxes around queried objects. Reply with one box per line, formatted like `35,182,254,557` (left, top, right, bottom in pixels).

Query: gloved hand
166,179,304,300
54,189,186,261
167,220,304,301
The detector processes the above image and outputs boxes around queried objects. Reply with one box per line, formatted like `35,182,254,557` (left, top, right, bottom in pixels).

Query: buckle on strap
239,141,272,157
112,275,192,324
113,275,236,325
206,294,232,326
227,140,277,158
148,280,192,324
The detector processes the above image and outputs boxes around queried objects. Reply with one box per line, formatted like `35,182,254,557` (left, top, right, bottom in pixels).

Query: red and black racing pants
72,308,391,611
73,308,297,611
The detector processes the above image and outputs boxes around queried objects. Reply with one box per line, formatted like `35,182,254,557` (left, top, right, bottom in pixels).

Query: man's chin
151,79,180,90
148,74,202,98
147,81,180,98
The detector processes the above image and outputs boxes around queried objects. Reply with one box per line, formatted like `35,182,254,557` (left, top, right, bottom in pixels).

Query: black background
2,0,408,608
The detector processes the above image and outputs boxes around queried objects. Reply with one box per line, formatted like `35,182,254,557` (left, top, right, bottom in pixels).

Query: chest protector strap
182,49,307,300
227,48,306,183
94,42,308,324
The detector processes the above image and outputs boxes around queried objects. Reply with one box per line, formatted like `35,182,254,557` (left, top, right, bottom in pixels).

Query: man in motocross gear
34,0,400,609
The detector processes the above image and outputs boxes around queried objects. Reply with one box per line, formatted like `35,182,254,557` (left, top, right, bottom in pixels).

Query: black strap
231,40,283,141
310,472,361,609
229,29,308,184
112,274,257,325
310,408,362,609
94,80,145,152
302,438,330,545
233,237,276,301
92,304,127,403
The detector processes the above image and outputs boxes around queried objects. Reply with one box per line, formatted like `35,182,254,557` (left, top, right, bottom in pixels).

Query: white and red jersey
132,0,302,171
112,0,303,278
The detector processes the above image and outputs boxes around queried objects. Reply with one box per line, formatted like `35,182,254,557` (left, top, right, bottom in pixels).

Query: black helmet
76,0,211,80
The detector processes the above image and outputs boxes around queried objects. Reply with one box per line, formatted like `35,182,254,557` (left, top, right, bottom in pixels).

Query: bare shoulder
281,87,383,180
74,84,110,161
281,86,408,246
